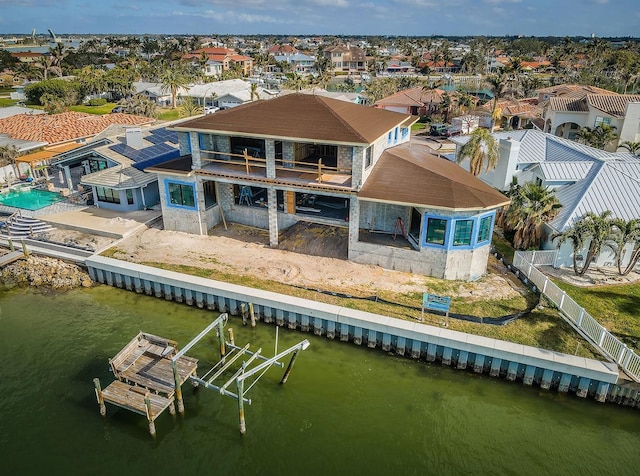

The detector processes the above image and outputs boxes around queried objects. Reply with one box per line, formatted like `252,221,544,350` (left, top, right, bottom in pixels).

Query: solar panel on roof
109,142,178,163
147,127,179,144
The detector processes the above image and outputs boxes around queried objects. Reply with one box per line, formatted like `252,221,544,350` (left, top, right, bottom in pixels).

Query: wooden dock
94,332,199,436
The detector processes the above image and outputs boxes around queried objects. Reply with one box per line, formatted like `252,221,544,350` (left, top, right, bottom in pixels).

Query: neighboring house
451,129,640,269
132,82,187,106
0,111,154,148
273,53,316,74
9,51,43,63
146,93,508,280
374,86,445,115
538,84,640,148
183,48,253,76
202,60,223,78
323,45,367,75
384,61,415,76
50,124,181,211
185,79,276,109
267,44,298,57
475,97,543,130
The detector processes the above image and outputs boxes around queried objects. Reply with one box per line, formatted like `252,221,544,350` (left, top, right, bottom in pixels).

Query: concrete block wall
265,139,276,178
178,132,191,156
444,246,489,281
350,146,364,188
159,174,202,235
358,201,410,233
189,132,201,169
214,135,231,154
282,142,294,167
337,145,352,174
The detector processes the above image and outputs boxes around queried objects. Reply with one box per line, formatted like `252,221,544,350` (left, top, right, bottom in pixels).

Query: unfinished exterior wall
358,201,410,233
361,135,389,186
337,145,352,174
159,174,203,235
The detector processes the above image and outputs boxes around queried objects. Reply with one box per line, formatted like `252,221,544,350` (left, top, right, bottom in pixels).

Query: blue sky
0,0,638,37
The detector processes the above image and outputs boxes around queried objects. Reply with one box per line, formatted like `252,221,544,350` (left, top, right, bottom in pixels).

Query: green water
1,285,639,475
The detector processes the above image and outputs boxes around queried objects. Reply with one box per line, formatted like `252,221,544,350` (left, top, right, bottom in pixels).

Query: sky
0,0,638,37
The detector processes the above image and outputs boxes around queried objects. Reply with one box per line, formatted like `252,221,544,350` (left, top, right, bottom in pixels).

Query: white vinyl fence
514,251,640,383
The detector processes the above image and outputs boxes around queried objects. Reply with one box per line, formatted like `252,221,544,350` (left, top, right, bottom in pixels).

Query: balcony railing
199,149,350,184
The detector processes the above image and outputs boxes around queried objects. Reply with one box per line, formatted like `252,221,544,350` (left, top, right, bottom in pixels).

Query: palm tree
553,211,616,275
552,222,589,275
576,124,618,150
49,43,67,77
505,183,562,250
159,61,192,109
0,144,21,182
610,218,640,275
619,141,640,156
249,82,260,101
456,128,499,176
119,94,157,118
34,55,60,81
179,96,202,118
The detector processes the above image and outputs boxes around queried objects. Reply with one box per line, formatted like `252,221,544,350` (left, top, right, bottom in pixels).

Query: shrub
86,98,107,106
24,79,80,106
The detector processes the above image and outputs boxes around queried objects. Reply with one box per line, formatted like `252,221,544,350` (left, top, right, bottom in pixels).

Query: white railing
514,251,639,383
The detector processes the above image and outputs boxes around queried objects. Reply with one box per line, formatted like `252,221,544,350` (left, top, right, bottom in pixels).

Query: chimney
493,138,520,190
125,127,143,148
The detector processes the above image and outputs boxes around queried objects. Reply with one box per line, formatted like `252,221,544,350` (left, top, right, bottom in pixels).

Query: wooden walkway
94,332,199,436
0,250,24,268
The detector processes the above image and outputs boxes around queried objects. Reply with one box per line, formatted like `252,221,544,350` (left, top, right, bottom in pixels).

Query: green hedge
86,98,107,106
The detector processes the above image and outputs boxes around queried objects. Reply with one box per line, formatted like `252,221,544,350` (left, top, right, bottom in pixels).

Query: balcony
198,149,352,191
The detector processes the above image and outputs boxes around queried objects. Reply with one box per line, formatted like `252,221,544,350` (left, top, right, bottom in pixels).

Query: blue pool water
0,187,65,210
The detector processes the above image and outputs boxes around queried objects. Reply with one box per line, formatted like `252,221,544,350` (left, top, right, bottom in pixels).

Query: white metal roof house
452,129,640,268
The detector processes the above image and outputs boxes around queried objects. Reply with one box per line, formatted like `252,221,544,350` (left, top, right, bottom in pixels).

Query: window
365,146,373,169
387,131,393,144
426,218,447,245
477,216,492,243
594,116,611,127
96,186,120,204
453,219,474,246
401,127,409,139
126,189,134,205
168,182,195,208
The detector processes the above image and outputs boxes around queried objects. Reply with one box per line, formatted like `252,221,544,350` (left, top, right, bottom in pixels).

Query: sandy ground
81,222,526,301
540,264,640,287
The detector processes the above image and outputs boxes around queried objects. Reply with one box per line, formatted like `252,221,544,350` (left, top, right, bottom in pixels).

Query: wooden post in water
236,378,246,435
172,361,184,414
241,303,247,326
217,319,226,360
228,328,235,346
93,378,106,416
280,350,300,384
249,303,256,328
8,238,14,252
144,397,156,436
21,239,29,258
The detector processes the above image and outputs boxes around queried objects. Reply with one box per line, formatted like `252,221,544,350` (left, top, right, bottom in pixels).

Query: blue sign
423,293,451,313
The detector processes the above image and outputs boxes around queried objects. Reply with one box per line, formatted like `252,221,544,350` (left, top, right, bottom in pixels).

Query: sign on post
422,293,451,326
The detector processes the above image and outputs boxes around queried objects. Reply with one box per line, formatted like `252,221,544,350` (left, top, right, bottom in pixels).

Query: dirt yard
98,221,526,301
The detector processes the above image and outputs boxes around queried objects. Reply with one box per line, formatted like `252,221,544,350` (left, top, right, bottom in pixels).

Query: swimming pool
0,187,65,210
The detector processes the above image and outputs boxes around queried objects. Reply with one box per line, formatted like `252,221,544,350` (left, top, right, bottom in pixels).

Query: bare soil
97,221,525,301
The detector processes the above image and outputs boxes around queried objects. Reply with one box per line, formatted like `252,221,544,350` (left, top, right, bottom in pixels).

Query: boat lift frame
172,313,310,434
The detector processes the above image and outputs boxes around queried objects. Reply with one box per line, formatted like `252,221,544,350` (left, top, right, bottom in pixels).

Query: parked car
443,126,462,137
429,123,448,136
204,106,220,115
111,105,126,113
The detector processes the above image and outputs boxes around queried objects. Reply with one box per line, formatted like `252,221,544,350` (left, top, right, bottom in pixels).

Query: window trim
165,179,197,210
424,216,448,247
452,219,474,247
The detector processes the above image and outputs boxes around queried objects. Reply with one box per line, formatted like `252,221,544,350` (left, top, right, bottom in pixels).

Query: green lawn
0,98,18,107
157,108,181,121
98,248,600,359
69,103,117,115
492,233,515,263
553,279,640,351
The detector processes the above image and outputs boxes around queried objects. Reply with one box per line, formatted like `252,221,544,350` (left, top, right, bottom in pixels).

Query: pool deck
41,208,162,239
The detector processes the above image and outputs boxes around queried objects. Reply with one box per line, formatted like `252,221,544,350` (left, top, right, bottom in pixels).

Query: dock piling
249,303,256,328
172,362,185,414
93,378,106,416
280,350,300,384
228,328,235,346
144,397,156,437
237,379,246,435
241,303,247,326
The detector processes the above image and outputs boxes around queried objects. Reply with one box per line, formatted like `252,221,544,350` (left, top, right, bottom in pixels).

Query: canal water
1,285,639,475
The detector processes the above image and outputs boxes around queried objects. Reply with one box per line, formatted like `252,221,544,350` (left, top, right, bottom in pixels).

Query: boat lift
173,313,310,434
94,313,309,436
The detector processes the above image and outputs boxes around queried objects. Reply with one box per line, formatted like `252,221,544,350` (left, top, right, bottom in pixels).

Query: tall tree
505,183,562,250
576,124,618,150
456,128,499,176
249,82,260,101
618,141,640,156
0,144,21,182
159,61,192,109
34,55,60,81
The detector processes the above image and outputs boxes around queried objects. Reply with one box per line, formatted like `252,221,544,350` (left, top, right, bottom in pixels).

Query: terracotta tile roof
174,93,414,145
0,111,154,146
16,143,82,164
548,96,589,113
375,86,445,107
359,143,509,211
478,98,543,118
587,94,640,118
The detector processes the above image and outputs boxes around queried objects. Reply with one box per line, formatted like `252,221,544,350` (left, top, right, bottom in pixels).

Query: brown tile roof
478,98,543,118
174,93,414,145
375,86,445,107
0,111,154,145
359,143,509,211
536,84,616,96
548,96,589,112
587,94,640,118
